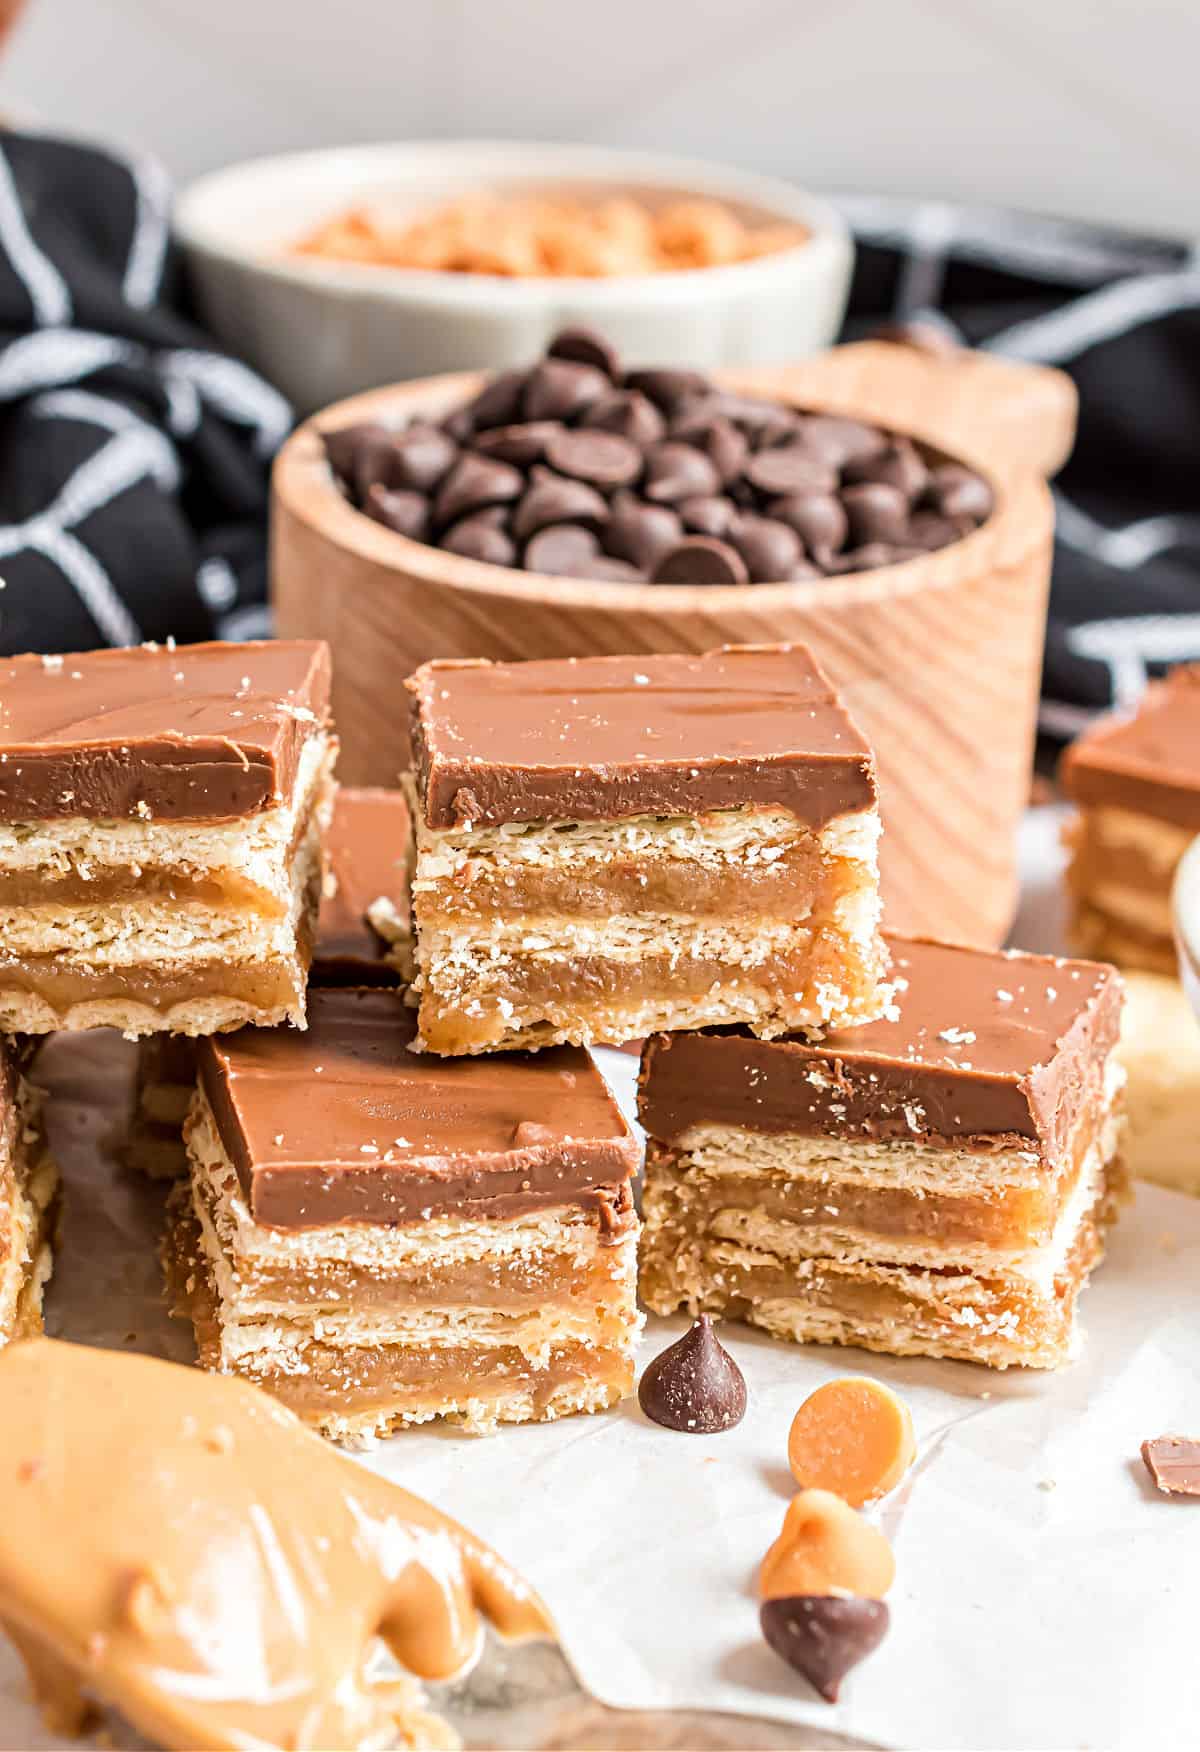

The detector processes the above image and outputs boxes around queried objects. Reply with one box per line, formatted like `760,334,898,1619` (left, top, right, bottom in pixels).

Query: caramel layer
417,841,842,926
418,928,883,1054
642,1142,1074,1250
0,866,285,914
0,956,304,1012
640,1169,1123,1370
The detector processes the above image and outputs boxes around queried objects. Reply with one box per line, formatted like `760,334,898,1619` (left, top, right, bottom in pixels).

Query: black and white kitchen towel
0,128,289,656
841,194,1200,739
0,128,1197,742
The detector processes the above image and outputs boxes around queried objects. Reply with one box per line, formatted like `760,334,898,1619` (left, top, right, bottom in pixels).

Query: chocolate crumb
638,1314,746,1432
1142,1435,1200,1495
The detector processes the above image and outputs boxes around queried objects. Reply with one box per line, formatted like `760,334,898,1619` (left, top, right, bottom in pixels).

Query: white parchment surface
2,810,1199,1752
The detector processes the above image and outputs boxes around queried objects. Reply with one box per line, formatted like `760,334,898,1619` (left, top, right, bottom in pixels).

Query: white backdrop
3,0,1197,236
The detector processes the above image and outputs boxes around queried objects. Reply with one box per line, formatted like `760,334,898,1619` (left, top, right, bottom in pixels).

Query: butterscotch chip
787,1376,916,1507
758,1488,895,1601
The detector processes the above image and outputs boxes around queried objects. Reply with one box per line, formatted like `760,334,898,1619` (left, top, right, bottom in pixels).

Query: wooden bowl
272,342,1073,946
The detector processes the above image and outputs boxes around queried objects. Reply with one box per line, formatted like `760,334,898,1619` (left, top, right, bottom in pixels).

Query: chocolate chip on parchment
638,1314,748,1427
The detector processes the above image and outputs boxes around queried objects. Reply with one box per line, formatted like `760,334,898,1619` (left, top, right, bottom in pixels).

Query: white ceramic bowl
1172,835,1200,1017
175,141,854,415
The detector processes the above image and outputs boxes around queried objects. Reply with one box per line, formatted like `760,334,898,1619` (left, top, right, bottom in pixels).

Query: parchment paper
3,809,1199,1752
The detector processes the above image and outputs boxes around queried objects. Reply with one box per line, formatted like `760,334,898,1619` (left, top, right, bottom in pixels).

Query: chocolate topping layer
1060,666,1200,829
198,987,639,1228
408,644,876,829
0,640,331,822
639,936,1123,1157
0,1338,551,1752
312,787,409,984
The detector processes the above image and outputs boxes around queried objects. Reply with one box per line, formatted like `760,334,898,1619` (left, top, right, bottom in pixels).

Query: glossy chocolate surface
408,644,876,829
639,936,1122,1155
312,787,409,985
0,641,330,822
1061,665,1200,829
199,987,638,1229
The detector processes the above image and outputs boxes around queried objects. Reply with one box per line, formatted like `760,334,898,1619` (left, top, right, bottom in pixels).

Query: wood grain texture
272,352,1058,946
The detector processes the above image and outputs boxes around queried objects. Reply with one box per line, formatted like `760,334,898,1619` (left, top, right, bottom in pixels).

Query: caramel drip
0,1339,552,1751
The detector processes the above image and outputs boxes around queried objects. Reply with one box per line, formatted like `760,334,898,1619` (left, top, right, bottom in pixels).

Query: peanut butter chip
787,1376,916,1507
759,1489,895,1601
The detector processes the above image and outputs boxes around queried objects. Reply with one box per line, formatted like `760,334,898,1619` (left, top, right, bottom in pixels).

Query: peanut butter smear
0,1338,552,1750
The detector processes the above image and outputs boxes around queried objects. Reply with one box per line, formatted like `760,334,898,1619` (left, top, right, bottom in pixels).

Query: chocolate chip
322,421,389,488
767,492,848,555
843,437,929,502
789,559,822,581
523,523,600,576
442,407,475,444
547,326,620,380
841,482,911,546
828,541,907,573
759,1596,889,1702
679,495,738,538
442,510,516,567
575,554,646,583
543,428,643,489
742,445,838,498
624,367,710,416
510,472,608,542
580,390,667,448
522,359,610,423
710,393,801,447
461,369,526,431
651,536,749,587
472,422,562,466
799,415,889,468
638,1315,747,1428
391,422,459,493
928,462,994,522
909,509,971,550
604,499,682,570
351,430,403,502
732,514,802,583
363,485,429,542
643,441,722,504
433,454,524,527
670,413,748,485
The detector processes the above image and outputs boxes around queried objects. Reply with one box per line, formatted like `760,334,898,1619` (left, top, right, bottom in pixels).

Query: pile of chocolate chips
323,328,994,585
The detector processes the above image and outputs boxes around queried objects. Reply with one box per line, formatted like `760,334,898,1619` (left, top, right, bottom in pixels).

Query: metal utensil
427,1623,876,1751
